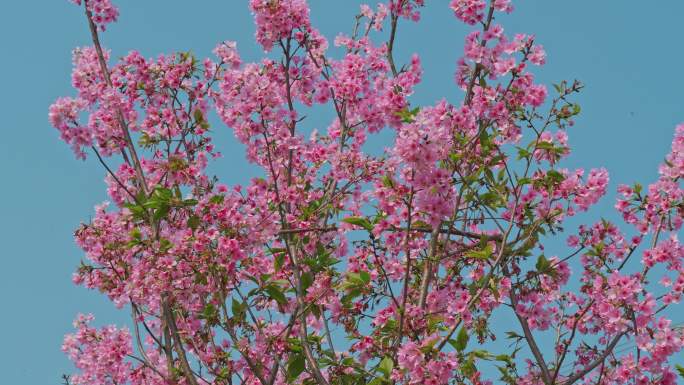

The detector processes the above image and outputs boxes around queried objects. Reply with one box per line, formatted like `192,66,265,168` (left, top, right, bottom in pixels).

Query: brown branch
510,290,552,385
130,304,167,381
278,227,337,235
437,194,520,352
83,1,148,195
277,224,502,241
418,228,440,309
463,3,496,104
551,301,594,383
386,12,399,77
91,146,139,203
561,333,625,385
395,185,415,351
162,301,200,385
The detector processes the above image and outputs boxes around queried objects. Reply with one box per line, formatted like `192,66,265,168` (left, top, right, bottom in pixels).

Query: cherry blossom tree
51,1,684,384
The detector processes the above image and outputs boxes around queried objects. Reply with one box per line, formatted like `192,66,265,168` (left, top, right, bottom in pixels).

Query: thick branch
510,290,552,385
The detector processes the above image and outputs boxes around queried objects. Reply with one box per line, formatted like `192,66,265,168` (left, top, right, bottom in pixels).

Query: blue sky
1,1,683,384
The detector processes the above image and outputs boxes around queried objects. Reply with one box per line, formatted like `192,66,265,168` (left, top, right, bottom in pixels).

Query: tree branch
510,290,552,385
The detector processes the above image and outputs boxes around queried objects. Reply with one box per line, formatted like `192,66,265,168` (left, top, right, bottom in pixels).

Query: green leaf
186,215,200,230
287,354,306,382
193,272,207,285
505,331,524,340
209,195,225,204
378,357,394,378
676,365,684,379
153,205,170,223
394,107,420,123
546,169,565,183
182,199,198,207
461,357,476,377
479,191,500,206
382,175,394,188
159,238,173,253
535,254,554,276
359,270,371,284
168,158,187,171
412,220,430,229
455,327,469,351
301,271,314,291
231,298,245,318
265,285,288,305
465,244,493,260
310,304,321,320
274,252,285,271
346,271,371,287
135,190,147,204
341,216,373,232
218,367,231,380
201,303,217,321
494,354,512,364
124,203,146,220
518,177,532,186
479,128,491,153
536,141,556,150
194,109,205,123
471,349,492,359
130,228,142,240
634,182,642,195
516,147,530,160
497,365,517,385
143,200,161,209
489,278,500,300
267,247,287,255
153,187,173,201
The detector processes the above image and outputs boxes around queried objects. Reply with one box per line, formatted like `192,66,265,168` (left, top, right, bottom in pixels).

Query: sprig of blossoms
62,315,132,385
70,0,119,31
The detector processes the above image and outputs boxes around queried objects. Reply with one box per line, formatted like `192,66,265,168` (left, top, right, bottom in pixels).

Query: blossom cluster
70,0,119,31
